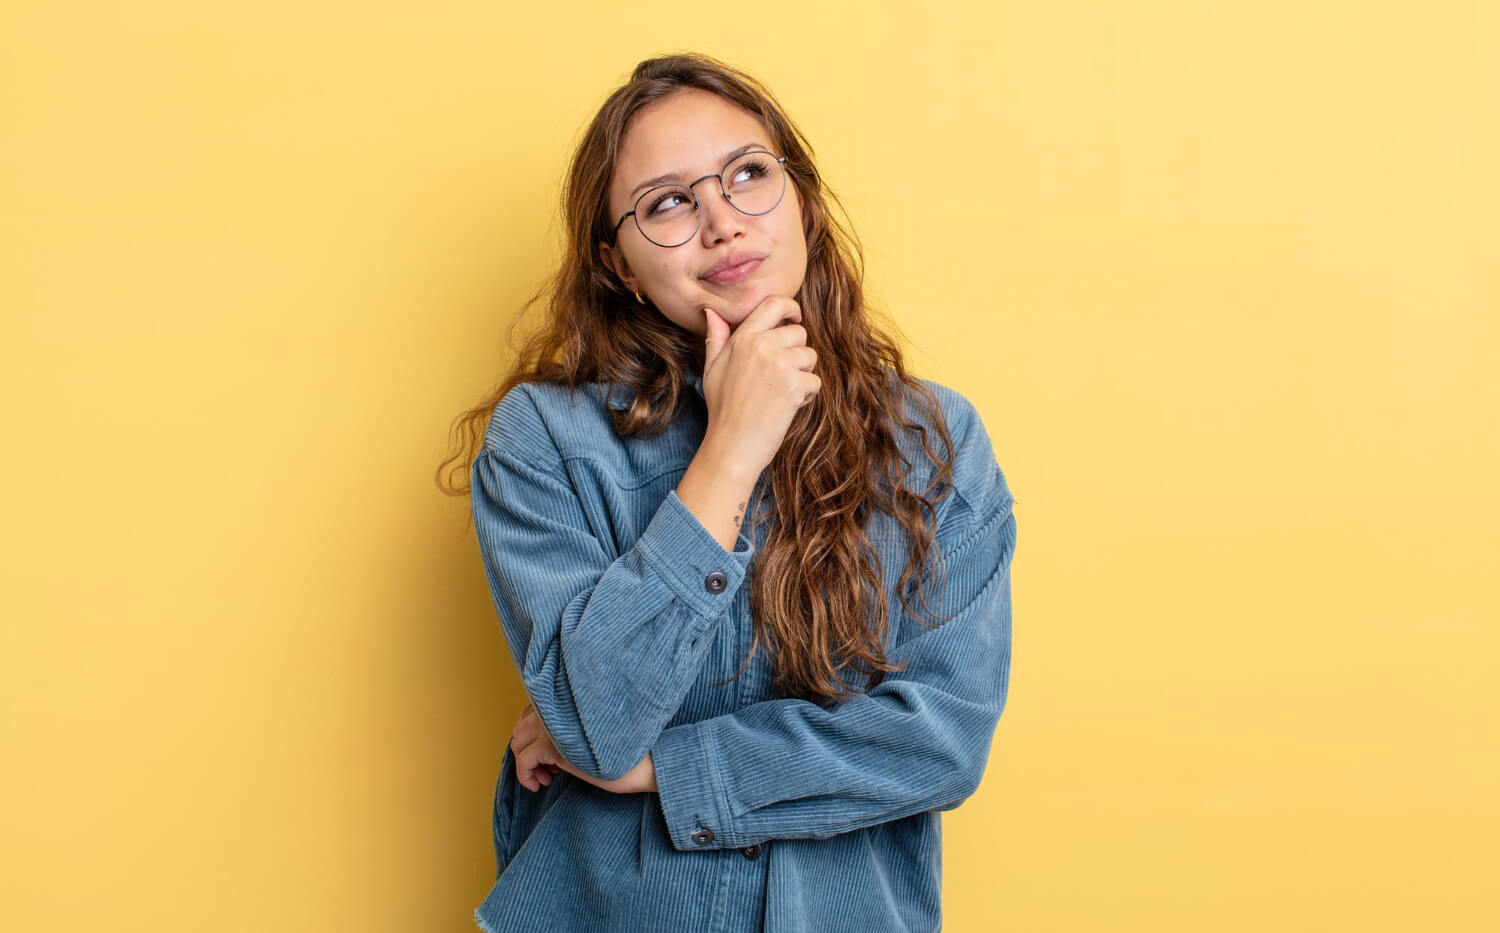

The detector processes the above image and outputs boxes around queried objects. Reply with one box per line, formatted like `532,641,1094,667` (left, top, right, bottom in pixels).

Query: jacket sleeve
650,417,1017,851
470,390,756,782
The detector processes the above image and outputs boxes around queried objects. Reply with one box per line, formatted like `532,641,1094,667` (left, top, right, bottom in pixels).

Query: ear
599,241,638,294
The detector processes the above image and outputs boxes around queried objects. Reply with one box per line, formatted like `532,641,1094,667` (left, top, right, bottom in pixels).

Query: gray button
704,571,728,593
739,844,761,860
691,827,715,845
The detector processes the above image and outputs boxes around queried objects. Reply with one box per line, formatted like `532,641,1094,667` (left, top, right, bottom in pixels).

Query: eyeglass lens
633,152,786,247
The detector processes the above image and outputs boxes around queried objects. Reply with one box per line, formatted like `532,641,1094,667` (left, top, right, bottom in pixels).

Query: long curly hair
437,52,963,706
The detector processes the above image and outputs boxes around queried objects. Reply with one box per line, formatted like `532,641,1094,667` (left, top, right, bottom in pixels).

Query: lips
706,258,764,285
700,250,768,282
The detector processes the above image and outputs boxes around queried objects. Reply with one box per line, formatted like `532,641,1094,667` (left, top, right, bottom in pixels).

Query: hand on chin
716,289,764,334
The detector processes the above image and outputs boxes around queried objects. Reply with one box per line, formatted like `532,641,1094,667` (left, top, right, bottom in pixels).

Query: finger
730,294,801,338
511,705,543,749
702,307,729,370
513,734,543,782
765,322,809,349
522,703,559,746
516,744,546,792
515,726,571,788
514,745,533,791
797,372,822,407
512,717,539,750
524,757,568,792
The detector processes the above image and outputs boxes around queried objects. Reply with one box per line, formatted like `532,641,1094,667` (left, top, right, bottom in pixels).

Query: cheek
776,219,809,283
653,257,695,288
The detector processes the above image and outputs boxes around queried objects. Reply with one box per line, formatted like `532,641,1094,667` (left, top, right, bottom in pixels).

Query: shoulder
481,379,620,464
479,378,700,494
907,375,979,439
902,375,1015,547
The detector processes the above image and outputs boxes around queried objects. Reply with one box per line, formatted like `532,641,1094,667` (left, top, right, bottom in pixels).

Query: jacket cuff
635,489,754,618
652,718,737,851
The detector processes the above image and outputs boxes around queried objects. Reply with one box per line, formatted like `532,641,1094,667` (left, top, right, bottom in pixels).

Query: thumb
702,306,729,370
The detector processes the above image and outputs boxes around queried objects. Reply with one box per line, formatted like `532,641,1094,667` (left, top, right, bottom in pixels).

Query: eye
647,190,689,215
731,159,770,184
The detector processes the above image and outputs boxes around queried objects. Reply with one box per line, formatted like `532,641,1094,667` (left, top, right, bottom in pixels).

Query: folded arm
471,392,754,782
651,483,1017,851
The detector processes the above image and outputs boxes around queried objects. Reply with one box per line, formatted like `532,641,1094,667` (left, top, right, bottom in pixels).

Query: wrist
695,432,762,488
677,437,761,552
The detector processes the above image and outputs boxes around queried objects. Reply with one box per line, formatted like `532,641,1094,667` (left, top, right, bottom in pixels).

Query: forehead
612,90,768,193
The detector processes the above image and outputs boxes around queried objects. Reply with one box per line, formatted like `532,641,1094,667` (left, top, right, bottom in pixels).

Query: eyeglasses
610,150,789,248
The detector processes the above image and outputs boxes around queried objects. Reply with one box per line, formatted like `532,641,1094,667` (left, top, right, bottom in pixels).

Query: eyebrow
628,142,771,199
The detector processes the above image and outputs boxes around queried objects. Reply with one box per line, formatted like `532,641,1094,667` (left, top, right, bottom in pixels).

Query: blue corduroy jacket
471,368,1017,933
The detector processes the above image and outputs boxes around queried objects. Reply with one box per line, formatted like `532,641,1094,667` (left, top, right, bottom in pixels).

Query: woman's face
599,88,808,340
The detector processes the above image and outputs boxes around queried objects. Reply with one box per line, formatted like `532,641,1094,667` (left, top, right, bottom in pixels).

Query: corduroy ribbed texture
471,371,1017,933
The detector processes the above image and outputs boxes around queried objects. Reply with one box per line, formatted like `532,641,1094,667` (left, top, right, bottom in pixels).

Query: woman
438,52,1018,933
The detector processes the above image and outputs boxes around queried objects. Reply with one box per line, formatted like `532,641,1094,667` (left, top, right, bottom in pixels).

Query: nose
693,176,745,245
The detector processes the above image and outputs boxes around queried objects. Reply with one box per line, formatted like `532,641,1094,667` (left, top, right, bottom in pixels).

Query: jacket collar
604,370,705,411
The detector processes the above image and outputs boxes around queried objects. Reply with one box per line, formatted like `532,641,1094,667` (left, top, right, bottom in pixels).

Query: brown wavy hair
436,51,963,706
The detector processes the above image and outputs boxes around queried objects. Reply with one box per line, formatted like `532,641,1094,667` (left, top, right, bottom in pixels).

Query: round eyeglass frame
610,151,789,248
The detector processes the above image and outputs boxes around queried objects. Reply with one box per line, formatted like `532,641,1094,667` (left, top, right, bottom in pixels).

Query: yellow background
3,1,1496,930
